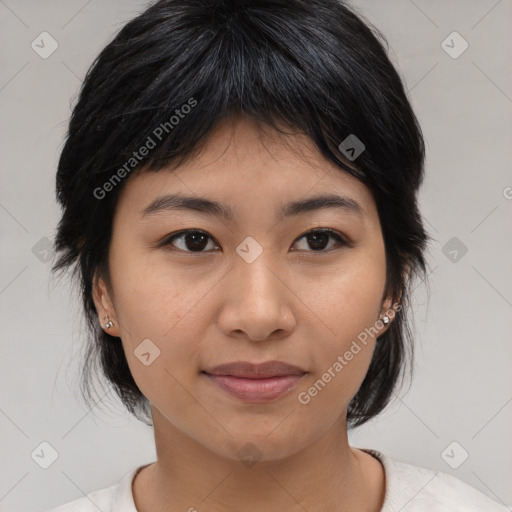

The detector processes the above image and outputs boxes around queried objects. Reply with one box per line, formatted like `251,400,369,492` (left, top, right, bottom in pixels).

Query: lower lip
202,372,306,403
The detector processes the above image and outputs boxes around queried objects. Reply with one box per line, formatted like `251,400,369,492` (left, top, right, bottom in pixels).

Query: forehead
116,116,376,222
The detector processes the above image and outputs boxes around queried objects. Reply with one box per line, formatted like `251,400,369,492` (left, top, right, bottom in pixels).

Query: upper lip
203,360,307,378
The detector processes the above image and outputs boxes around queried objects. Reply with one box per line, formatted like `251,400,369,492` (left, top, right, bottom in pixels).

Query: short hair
52,0,432,429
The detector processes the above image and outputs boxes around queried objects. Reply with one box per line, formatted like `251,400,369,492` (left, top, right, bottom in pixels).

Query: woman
48,0,508,510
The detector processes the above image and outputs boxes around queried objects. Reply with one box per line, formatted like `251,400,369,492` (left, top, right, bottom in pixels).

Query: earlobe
377,312,391,337
92,272,120,337
380,294,396,319
103,314,115,331
377,292,402,336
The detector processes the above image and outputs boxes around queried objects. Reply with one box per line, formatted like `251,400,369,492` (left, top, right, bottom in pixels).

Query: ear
378,260,411,335
92,271,121,337
378,281,405,335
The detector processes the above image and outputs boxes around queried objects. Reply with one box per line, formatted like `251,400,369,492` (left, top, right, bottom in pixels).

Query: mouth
201,360,307,403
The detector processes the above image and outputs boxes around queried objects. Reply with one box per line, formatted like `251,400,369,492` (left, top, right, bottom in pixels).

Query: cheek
300,254,386,407
296,309,378,424
109,242,206,337
318,258,386,345
106,249,200,393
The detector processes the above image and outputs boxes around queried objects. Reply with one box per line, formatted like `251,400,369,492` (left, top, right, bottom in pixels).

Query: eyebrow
140,193,366,221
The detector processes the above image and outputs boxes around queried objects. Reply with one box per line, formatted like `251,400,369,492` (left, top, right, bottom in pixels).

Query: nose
217,252,296,342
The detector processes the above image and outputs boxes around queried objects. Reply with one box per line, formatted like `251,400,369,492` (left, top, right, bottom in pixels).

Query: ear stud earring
104,314,114,330
381,315,390,325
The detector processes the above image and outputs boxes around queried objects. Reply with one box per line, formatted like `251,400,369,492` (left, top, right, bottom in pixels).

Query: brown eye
163,230,217,252
291,229,347,252
161,228,348,255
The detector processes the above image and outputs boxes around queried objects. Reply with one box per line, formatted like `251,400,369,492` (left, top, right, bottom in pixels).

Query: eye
291,228,348,253
160,228,348,254
161,230,219,253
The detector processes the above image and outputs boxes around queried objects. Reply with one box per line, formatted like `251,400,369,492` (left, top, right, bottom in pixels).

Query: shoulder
42,466,142,512
43,486,115,512
361,449,509,512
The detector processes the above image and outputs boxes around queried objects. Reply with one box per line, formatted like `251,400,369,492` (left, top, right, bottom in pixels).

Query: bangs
60,0,421,207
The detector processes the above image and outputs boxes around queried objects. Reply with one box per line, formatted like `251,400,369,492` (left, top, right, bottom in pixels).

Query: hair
52,0,433,429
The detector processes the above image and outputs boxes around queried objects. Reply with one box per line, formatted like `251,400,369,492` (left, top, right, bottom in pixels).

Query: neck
133,408,385,512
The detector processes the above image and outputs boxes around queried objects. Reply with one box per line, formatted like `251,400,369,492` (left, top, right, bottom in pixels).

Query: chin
205,426,314,465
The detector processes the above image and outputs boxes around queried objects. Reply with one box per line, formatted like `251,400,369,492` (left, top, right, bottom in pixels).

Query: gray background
1,0,511,510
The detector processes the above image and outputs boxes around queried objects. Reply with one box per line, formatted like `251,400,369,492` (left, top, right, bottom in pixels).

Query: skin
93,116,399,512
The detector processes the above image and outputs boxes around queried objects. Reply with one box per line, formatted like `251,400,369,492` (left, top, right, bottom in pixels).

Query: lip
202,360,307,403
203,360,306,378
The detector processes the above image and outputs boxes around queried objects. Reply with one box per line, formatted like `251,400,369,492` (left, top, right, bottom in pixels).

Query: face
93,116,394,462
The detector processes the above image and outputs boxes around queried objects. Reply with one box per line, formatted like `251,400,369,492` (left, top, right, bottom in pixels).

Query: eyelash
159,228,349,255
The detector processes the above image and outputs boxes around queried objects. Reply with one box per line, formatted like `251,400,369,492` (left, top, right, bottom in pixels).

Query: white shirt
44,449,509,511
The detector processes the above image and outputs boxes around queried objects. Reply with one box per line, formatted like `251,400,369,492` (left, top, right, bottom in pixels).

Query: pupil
186,232,208,251
308,232,328,250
